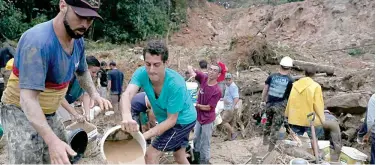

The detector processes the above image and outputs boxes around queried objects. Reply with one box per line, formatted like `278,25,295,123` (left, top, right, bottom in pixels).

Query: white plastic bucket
100,125,146,163
339,146,368,164
214,101,224,126
186,82,198,103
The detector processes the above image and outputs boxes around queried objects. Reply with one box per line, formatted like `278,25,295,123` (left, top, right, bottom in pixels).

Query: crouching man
120,40,197,164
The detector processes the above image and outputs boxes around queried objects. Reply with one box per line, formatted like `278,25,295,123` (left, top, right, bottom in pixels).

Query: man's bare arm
143,113,178,140
233,97,240,109
261,84,269,102
20,89,60,145
76,71,98,98
196,104,211,111
61,98,79,116
120,84,140,120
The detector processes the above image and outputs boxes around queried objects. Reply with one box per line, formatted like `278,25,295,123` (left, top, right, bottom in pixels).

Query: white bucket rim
99,125,146,162
341,146,368,161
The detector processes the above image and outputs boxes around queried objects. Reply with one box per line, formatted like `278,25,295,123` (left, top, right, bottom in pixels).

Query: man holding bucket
0,0,111,164
120,40,197,164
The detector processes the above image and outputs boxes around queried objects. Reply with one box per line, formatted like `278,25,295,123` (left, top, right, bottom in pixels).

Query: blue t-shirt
108,69,124,94
265,73,294,103
223,82,239,110
65,76,84,104
129,66,197,124
131,92,148,114
2,20,87,114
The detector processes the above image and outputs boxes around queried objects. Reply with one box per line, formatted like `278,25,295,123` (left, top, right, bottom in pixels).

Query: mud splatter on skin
76,71,98,98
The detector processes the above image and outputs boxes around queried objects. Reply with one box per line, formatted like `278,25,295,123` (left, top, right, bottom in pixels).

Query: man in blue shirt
221,73,240,141
120,40,197,164
107,61,124,113
0,0,111,164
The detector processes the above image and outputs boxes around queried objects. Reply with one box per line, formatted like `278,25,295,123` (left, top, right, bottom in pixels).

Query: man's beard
63,12,86,39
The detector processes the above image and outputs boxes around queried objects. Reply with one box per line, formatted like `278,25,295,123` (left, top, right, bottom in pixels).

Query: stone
325,93,370,114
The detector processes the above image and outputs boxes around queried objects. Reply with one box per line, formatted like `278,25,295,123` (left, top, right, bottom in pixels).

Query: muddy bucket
66,121,98,142
66,128,88,164
100,125,146,164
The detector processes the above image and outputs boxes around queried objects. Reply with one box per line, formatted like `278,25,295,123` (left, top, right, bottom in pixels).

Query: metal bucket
67,128,88,164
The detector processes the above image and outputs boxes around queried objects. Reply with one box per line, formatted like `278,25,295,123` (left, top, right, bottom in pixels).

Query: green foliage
348,48,364,56
0,0,28,40
0,0,187,43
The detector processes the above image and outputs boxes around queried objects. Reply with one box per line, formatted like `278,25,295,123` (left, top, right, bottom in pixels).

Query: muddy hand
121,119,139,133
93,95,112,111
73,114,86,123
48,139,77,164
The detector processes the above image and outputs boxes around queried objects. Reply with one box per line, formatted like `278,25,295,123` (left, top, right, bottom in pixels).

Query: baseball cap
225,73,232,79
65,0,103,21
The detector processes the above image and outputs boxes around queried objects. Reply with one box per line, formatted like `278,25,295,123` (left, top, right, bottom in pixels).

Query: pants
193,121,214,164
290,125,325,140
323,120,342,157
98,86,107,99
152,121,195,152
371,133,375,165
263,102,286,144
110,94,120,112
1,103,66,164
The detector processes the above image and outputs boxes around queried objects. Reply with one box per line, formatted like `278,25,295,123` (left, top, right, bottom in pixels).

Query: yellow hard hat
5,58,14,70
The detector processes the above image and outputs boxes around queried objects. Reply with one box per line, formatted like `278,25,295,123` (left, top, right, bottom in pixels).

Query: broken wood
293,60,335,76
292,73,328,81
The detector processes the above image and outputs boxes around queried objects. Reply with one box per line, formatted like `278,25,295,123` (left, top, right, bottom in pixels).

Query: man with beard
0,0,111,164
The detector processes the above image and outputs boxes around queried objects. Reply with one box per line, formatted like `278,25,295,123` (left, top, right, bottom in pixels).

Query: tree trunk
293,60,335,76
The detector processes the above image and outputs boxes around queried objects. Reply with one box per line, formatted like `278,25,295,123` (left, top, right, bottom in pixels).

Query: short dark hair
199,60,208,69
109,61,116,66
86,56,100,67
143,40,169,63
305,66,316,77
100,61,107,67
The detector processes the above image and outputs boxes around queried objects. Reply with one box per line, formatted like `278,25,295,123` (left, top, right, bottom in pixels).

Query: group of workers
0,0,374,164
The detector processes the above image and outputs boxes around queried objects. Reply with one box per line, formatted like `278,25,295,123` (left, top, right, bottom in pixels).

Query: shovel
307,112,320,164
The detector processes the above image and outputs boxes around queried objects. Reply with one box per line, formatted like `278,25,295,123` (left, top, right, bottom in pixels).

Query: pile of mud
227,36,279,71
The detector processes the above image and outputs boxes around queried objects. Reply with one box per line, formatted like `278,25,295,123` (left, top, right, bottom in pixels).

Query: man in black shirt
97,61,109,98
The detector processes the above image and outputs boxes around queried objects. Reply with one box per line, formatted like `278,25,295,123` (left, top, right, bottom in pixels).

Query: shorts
221,110,234,123
152,121,195,152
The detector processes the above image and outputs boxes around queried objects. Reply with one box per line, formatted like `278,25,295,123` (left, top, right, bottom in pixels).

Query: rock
325,93,370,114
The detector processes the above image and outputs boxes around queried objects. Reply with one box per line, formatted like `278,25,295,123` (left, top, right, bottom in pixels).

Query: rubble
326,93,370,114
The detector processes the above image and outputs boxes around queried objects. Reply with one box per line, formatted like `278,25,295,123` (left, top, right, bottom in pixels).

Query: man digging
0,0,111,164
120,40,197,164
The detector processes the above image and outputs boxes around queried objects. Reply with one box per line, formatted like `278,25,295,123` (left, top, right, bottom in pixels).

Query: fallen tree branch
293,60,335,76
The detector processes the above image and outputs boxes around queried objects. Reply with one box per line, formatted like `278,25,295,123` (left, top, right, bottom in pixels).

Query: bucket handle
186,76,195,82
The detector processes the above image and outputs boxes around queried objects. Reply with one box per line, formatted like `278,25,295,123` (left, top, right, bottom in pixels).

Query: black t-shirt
98,68,108,87
0,47,15,68
265,73,294,103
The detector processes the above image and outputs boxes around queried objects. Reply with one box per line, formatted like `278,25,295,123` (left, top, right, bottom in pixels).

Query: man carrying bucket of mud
0,0,112,164
120,40,197,164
